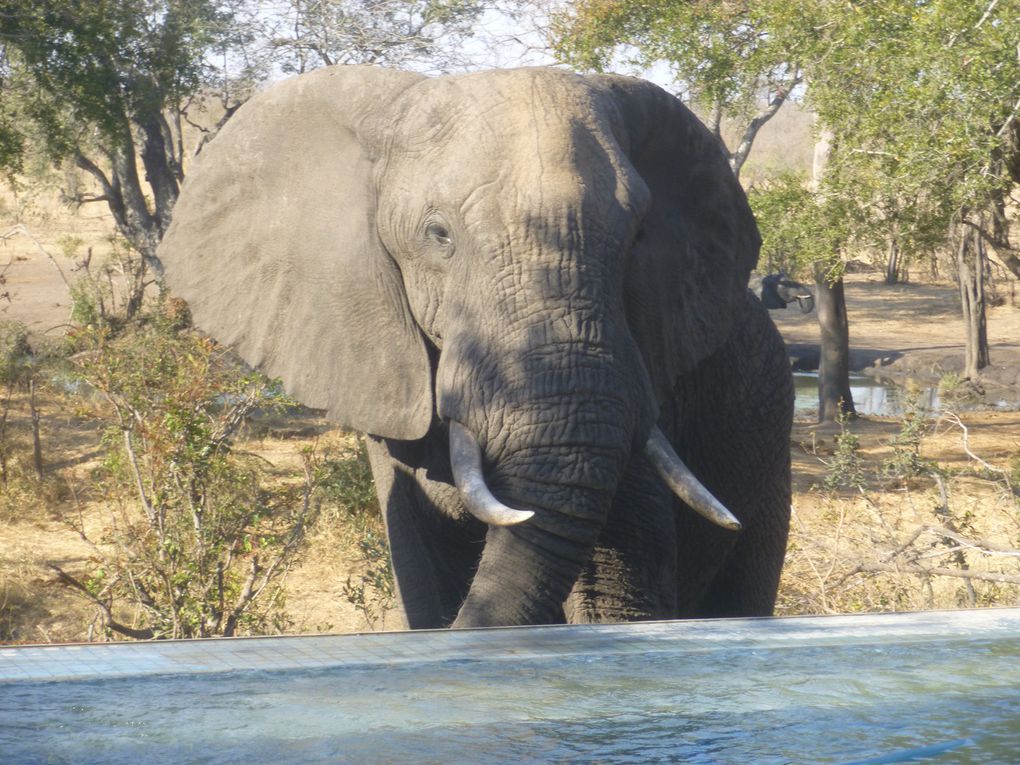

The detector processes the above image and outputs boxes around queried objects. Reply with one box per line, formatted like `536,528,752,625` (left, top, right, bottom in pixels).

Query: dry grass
780,410,1020,615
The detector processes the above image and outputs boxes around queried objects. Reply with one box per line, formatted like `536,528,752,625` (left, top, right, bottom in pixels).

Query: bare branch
857,562,1020,585
938,411,1008,475
730,72,801,177
921,525,1020,558
0,224,73,291
123,427,159,530
49,565,156,640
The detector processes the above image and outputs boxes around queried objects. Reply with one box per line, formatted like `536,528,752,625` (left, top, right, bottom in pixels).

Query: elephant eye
426,222,452,248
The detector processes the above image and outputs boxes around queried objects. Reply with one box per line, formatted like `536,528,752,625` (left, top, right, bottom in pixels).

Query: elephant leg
564,455,678,623
364,435,484,629
668,295,793,618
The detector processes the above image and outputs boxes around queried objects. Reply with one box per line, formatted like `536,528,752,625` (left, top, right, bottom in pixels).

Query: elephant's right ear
158,66,433,440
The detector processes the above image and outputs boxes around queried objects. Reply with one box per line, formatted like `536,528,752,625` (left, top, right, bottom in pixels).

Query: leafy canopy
551,0,812,119
0,0,233,168
805,0,1020,259
260,0,486,74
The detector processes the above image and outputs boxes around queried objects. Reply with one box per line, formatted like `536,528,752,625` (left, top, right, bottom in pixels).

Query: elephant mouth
447,419,741,531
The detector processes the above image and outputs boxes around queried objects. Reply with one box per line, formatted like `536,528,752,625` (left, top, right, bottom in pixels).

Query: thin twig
0,225,73,291
939,411,1006,475
857,562,1020,585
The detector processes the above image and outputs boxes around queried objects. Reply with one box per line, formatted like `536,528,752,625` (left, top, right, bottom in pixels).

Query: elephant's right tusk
449,420,535,527
645,427,742,531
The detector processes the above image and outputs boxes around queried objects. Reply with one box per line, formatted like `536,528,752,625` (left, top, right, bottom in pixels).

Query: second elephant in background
751,272,815,313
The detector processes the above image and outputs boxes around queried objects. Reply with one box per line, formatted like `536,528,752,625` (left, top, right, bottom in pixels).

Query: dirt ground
2,205,1019,643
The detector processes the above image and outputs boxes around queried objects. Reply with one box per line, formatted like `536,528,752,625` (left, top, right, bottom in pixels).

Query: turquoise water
3,620,1019,764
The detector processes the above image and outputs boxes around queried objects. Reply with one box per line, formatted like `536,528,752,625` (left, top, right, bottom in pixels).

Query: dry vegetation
2,176,1020,645
780,408,1020,615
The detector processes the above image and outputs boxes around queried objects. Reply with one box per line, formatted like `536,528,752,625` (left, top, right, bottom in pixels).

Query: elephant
749,272,815,313
157,65,793,629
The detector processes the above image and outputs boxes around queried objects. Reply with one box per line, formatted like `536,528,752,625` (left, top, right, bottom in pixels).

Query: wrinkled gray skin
158,66,793,629
750,272,815,313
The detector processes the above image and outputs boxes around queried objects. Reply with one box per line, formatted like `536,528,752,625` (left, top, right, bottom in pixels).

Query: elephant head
756,272,815,313
157,66,763,627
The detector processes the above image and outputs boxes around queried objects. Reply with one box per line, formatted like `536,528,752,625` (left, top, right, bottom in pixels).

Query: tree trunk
810,123,855,424
957,222,990,380
885,236,901,285
30,378,43,479
138,112,181,237
74,110,174,320
815,264,856,423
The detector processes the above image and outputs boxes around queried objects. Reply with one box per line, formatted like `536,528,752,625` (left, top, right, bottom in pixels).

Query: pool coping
3,607,1019,683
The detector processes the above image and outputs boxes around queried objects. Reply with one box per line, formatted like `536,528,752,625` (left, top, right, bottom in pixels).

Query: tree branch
123,427,159,531
0,224,72,291
74,153,118,208
856,561,1020,585
49,565,156,640
730,72,801,178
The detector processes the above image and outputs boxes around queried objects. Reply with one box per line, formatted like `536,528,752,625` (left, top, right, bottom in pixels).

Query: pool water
2,610,1019,764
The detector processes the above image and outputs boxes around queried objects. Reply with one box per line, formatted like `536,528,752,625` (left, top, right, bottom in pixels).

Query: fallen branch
922,524,1020,559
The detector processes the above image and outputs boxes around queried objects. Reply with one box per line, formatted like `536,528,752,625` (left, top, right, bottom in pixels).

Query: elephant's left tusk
645,427,742,531
449,420,535,527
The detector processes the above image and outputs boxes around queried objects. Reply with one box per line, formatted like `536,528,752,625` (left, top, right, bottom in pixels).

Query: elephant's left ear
592,75,761,403
158,66,434,440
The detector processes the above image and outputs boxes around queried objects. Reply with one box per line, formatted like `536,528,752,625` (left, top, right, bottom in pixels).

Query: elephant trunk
451,438,632,627
442,344,643,627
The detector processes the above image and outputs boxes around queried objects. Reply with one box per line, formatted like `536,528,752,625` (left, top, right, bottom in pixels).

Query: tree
259,0,485,75
803,0,1020,381
749,168,857,423
0,0,488,320
0,0,254,316
550,0,810,178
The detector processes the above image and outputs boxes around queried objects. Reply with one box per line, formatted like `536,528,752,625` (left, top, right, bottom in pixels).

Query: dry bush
780,405,1020,614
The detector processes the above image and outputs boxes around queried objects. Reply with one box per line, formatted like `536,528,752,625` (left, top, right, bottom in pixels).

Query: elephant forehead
386,71,649,225
394,70,609,162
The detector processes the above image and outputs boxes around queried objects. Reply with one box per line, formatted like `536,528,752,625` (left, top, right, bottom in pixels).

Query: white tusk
449,420,535,527
645,427,742,531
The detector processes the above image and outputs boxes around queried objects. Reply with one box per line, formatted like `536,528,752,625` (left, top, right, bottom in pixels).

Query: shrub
0,320,30,382
823,410,866,493
883,390,938,480
55,312,317,639
0,319,44,499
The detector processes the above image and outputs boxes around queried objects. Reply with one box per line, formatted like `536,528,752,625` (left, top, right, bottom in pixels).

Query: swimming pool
2,609,1019,764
